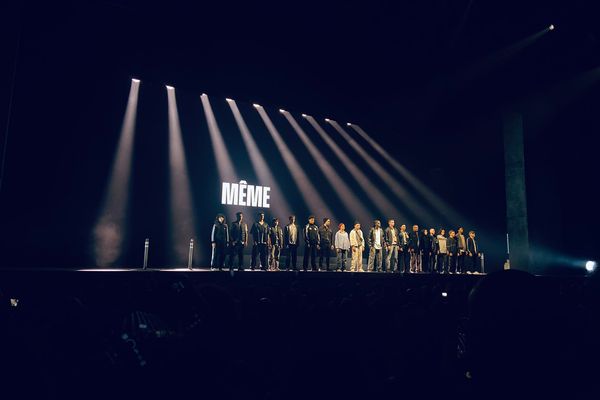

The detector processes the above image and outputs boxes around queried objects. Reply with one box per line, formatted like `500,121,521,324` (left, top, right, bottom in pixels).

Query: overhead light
201,93,207,97
585,260,597,272
166,85,174,90
324,118,330,122
225,98,233,102
279,109,286,113
549,24,555,30
346,122,352,126
301,114,308,118
253,103,261,108
131,78,140,83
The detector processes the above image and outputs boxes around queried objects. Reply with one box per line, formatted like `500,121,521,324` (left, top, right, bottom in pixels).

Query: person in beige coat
349,221,365,272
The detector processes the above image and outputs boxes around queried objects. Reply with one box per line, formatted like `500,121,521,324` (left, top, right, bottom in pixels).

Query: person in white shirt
367,219,385,272
436,228,448,273
334,223,350,271
349,221,365,272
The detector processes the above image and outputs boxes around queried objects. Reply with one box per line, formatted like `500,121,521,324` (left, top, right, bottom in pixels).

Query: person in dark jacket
284,215,299,271
421,228,432,272
466,230,481,274
211,213,229,270
228,211,248,271
408,224,421,273
251,212,269,270
303,215,320,271
268,217,284,271
318,218,334,271
446,229,458,274
428,228,439,273
367,219,385,272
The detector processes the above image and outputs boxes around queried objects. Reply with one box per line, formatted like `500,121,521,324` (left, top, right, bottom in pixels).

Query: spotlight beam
93,79,140,267
328,120,432,222
200,94,238,183
304,116,407,222
227,99,291,219
255,106,334,220
350,124,467,225
282,112,371,224
167,88,197,265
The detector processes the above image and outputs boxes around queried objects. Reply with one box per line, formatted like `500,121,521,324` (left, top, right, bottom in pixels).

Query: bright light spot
201,93,207,97
279,109,286,113
585,260,597,272
324,118,331,122
132,78,140,83
166,85,174,90
441,292,448,297
225,98,233,102
549,24,555,30
253,103,261,108
301,114,308,118
346,122,352,126
10,298,19,307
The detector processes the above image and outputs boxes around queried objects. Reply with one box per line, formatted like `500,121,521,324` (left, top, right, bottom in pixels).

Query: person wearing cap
318,218,334,271
303,215,320,271
228,211,248,271
268,217,284,271
349,221,365,272
251,211,269,270
211,213,229,271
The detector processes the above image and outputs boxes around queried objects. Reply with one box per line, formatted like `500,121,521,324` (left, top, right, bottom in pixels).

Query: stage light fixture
166,85,174,90
585,260,597,272
549,24,555,30
226,98,233,102
324,118,330,122
301,114,308,118
253,103,261,108
279,109,286,113
441,292,448,297
131,78,140,83
346,122,352,126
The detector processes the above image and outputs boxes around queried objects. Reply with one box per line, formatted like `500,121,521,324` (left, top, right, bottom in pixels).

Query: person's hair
449,230,455,234
373,219,380,225
338,223,345,229
469,230,475,235
323,218,330,224
272,217,279,223
388,218,394,223
354,221,360,226
236,211,243,217
289,215,295,221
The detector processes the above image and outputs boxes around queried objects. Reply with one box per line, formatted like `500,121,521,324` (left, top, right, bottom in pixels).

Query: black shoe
238,267,244,272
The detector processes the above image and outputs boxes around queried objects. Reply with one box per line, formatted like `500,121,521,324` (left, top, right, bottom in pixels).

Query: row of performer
211,211,484,274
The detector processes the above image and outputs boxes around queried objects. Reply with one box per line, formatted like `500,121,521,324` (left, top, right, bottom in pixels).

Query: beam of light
200,94,238,183
349,123,467,226
167,87,197,265
227,99,291,218
254,106,333,220
93,79,140,267
304,116,407,222
283,112,369,224
328,119,433,223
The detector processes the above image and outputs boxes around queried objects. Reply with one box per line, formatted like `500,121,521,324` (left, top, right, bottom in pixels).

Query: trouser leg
310,245,317,270
291,245,297,269
367,247,376,271
376,249,383,271
251,244,258,269
303,245,310,271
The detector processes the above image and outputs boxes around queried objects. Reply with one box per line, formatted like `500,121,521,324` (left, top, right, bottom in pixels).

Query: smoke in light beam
201,94,237,183
255,106,334,220
93,79,140,266
328,120,432,223
305,116,407,222
167,87,197,265
283,112,369,224
227,99,291,219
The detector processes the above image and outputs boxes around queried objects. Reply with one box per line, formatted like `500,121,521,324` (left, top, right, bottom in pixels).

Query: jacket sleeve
226,225,229,243
211,224,216,244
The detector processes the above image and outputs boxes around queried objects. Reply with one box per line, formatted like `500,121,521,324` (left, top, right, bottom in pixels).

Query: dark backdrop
1,0,599,270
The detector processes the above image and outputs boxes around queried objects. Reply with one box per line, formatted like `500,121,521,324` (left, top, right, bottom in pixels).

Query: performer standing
251,212,269,270
466,230,481,274
456,227,467,274
268,217,284,271
436,228,448,273
334,223,350,271
211,213,229,271
349,221,365,272
303,215,320,271
446,230,458,274
228,211,248,271
421,228,433,272
367,219,385,272
408,224,421,273
399,224,410,273
284,215,299,271
384,219,399,273
429,228,439,273
318,218,335,271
